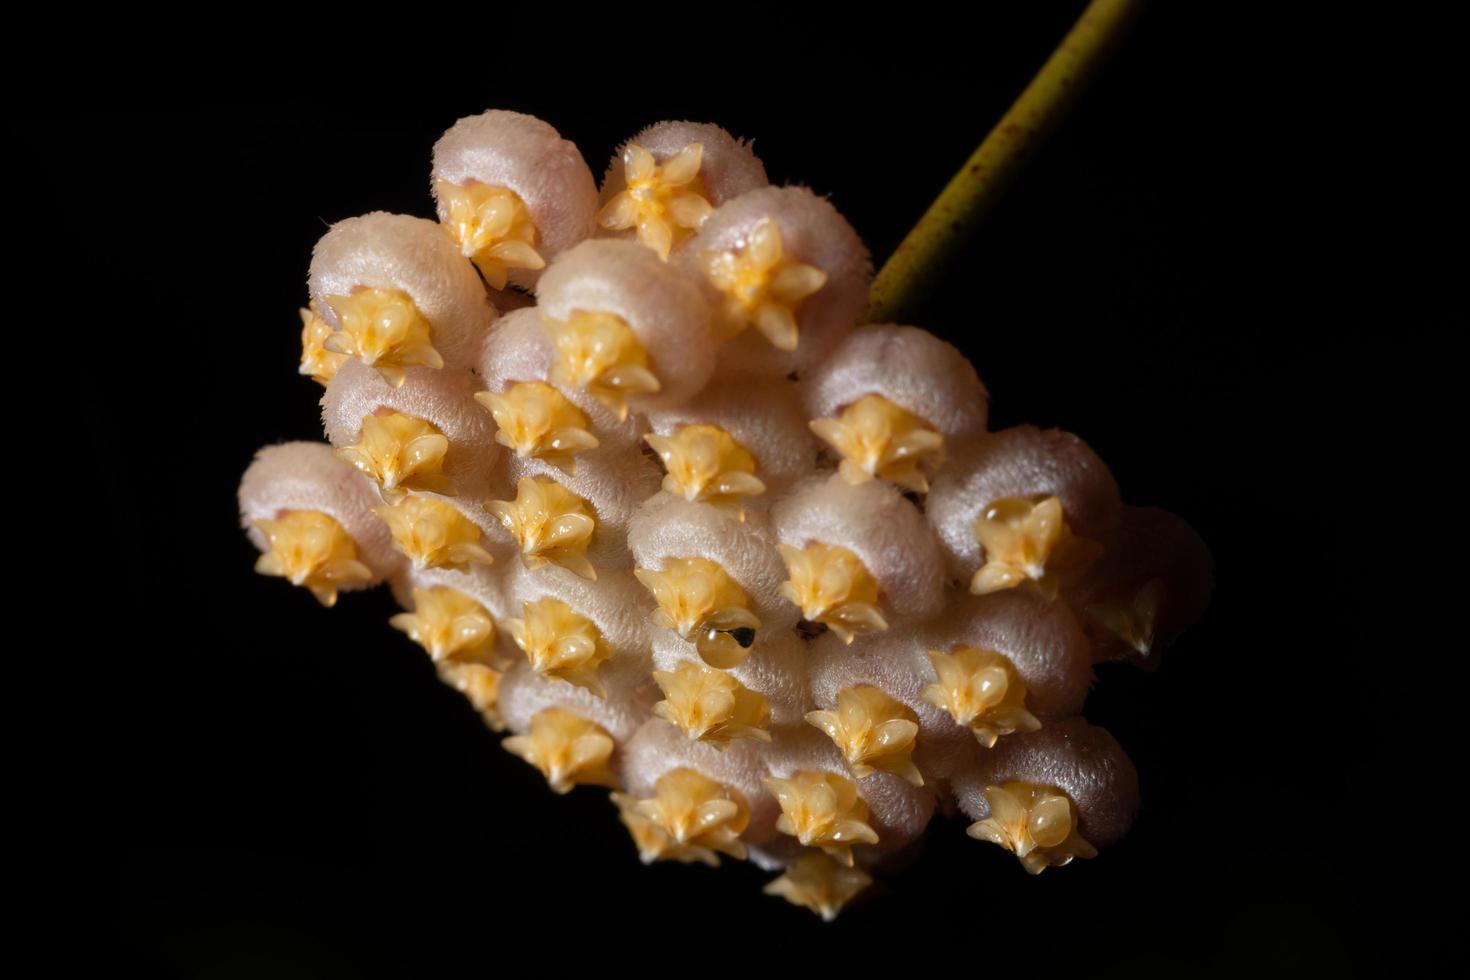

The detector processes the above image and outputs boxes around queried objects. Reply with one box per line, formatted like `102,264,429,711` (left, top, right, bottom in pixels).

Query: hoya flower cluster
239,109,1212,920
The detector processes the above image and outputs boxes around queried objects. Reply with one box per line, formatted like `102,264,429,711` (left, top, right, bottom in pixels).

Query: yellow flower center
698,217,827,350
805,685,922,785
612,768,750,866
389,586,497,663
502,707,618,794
503,597,610,696
777,541,888,643
921,646,1040,748
634,558,761,669
322,287,443,388
965,780,1098,874
763,770,879,866
298,300,346,386
809,393,945,493
541,310,660,421
334,411,452,503
373,494,494,571
252,510,372,607
652,661,772,747
475,382,599,473
970,495,1103,597
435,179,545,289
644,424,766,514
486,476,597,580
598,142,713,260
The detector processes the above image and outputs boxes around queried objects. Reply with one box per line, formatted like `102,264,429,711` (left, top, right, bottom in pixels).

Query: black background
49,3,1415,975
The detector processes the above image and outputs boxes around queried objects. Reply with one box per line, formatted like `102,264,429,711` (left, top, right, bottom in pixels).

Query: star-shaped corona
542,310,660,420
805,685,922,785
373,495,494,571
699,217,826,350
652,661,772,746
970,495,1102,596
476,382,599,472
503,597,611,695
252,511,372,606
298,301,346,386
764,770,880,866
965,781,1098,875
778,542,888,643
486,477,597,579
335,412,453,503
322,287,443,387
763,853,873,921
922,646,1041,748
635,558,762,669
644,424,766,514
612,768,749,865
502,707,618,794
435,179,546,289
389,586,497,663
599,143,713,260
810,394,945,493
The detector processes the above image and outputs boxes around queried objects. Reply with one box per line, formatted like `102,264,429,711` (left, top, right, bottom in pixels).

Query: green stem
865,0,1147,324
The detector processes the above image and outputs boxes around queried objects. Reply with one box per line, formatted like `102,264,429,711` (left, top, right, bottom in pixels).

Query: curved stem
865,0,1147,324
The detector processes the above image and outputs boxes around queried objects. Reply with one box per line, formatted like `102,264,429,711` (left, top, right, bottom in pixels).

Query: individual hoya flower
537,239,714,417
298,301,346,386
683,185,870,377
308,212,493,382
431,110,599,289
239,442,403,602
762,770,880,866
763,853,873,921
611,767,751,866
651,660,772,747
502,706,620,794
251,511,373,607
389,585,498,664
503,596,611,696
486,476,597,580
476,382,600,473
805,685,922,785
644,424,766,514
598,121,769,260
373,494,497,571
